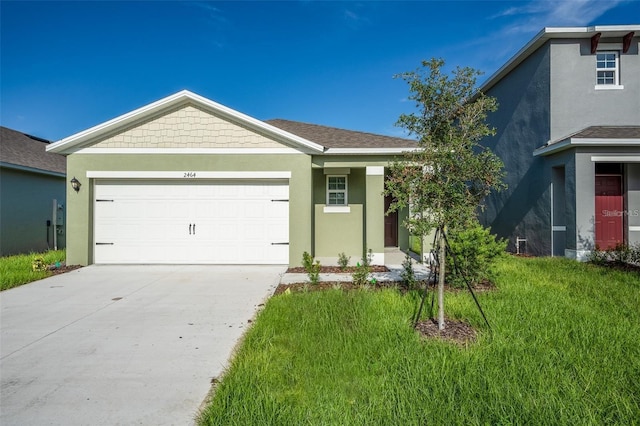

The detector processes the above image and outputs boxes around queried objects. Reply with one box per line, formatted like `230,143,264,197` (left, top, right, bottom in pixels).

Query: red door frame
594,174,624,249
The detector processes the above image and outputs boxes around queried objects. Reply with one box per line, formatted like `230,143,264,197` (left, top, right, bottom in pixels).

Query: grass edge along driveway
198,256,640,425
0,250,66,291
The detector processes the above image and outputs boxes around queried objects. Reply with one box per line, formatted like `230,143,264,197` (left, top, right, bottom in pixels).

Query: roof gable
47,90,325,154
89,104,290,151
480,25,640,94
1,126,66,175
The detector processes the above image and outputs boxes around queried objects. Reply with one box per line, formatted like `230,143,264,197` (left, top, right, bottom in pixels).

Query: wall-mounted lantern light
70,176,81,193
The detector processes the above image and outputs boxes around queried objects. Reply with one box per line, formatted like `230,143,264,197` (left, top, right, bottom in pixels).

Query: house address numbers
183,172,197,178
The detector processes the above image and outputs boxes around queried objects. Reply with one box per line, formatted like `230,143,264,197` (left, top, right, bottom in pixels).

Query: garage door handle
271,242,289,245
193,224,196,235
189,224,192,235
96,242,114,245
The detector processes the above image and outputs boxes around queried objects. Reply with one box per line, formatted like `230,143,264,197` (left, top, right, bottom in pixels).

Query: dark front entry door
595,175,623,249
384,194,398,247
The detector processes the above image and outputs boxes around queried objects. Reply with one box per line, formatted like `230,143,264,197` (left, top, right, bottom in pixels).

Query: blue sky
1,1,638,141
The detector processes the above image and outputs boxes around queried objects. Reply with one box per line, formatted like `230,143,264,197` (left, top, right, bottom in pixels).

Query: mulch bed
48,264,82,276
414,318,478,345
286,265,389,274
594,261,640,273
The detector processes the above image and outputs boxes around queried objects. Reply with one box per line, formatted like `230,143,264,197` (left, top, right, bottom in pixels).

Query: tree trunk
438,228,446,330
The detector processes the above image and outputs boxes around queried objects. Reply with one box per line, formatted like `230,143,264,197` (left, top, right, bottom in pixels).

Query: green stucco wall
65,153,312,266
314,204,363,260
365,170,384,255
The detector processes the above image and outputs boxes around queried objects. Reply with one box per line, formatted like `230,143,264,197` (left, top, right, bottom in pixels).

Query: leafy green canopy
386,58,506,236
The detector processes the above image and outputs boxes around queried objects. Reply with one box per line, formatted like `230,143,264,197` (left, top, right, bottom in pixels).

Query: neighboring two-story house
479,25,640,259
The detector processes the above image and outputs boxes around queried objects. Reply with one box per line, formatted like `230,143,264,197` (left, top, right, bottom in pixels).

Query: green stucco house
46,90,416,266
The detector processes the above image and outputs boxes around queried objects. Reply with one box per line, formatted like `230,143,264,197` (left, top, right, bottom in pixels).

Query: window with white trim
326,175,347,205
596,51,620,86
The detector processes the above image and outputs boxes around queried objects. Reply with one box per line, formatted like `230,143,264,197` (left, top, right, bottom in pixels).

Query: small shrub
337,252,350,270
302,251,321,285
364,248,373,267
32,257,46,272
587,246,609,265
611,243,631,263
352,263,369,287
446,223,507,288
352,249,373,287
630,243,640,264
400,253,417,289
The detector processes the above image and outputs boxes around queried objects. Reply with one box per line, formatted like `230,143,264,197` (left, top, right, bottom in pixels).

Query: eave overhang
533,137,640,157
0,161,66,177
322,147,419,155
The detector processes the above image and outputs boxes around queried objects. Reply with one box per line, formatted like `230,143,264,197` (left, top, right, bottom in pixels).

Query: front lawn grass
198,256,640,425
0,250,66,291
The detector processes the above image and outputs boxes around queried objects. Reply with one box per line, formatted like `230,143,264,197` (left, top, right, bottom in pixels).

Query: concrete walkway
0,265,283,426
279,266,431,284
280,249,431,285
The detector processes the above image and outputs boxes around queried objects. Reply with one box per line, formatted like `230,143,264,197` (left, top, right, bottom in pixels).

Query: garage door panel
94,180,289,264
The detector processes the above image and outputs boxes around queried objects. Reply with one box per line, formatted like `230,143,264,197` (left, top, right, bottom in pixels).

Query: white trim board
591,156,640,162
77,147,305,155
86,171,292,179
366,166,385,176
323,206,351,213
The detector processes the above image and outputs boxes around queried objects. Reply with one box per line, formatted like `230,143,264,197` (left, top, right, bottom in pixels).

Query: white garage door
94,180,289,264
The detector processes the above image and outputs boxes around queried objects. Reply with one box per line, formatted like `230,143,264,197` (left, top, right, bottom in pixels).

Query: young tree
385,58,505,330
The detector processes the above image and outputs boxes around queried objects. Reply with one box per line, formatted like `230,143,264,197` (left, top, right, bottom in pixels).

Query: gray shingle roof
266,119,417,149
1,126,66,174
569,126,640,139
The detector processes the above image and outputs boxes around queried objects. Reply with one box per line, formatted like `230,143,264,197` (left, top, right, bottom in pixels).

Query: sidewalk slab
279,264,431,285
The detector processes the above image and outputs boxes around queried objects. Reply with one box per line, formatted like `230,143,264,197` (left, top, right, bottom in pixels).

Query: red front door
595,175,623,249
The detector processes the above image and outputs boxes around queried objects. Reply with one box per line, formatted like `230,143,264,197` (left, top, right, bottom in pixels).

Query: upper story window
595,51,623,89
327,175,347,205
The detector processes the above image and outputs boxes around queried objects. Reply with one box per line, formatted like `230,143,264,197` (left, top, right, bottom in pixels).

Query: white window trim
323,206,351,213
326,175,348,206
595,50,623,90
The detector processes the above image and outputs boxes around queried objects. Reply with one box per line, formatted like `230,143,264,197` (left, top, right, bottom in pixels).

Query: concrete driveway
0,265,284,425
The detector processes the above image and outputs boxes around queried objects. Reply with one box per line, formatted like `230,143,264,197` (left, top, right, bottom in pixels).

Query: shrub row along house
46,25,639,266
